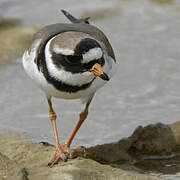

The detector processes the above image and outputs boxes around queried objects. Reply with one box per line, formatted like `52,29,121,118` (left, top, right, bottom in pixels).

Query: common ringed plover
22,10,116,167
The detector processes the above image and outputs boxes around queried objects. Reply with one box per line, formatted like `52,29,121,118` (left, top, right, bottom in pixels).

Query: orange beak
90,63,109,81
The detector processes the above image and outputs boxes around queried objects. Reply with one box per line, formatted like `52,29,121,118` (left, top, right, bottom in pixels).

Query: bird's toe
48,148,67,167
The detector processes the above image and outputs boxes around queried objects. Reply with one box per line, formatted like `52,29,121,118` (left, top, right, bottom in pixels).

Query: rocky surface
0,122,180,180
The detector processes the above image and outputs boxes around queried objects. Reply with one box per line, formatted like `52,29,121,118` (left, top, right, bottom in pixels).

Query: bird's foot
40,141,70,154
48,146,67,167
61,143,70,155
41,142,83,167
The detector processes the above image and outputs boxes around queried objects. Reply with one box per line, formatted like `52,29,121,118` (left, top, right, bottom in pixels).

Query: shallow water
1,0,180,179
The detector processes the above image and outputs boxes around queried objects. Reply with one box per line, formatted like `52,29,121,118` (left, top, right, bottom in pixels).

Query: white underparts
82,47,103,63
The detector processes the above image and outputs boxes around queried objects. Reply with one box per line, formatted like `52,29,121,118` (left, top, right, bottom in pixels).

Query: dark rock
128,123,177,157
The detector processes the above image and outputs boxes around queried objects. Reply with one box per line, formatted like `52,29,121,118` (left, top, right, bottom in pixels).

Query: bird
22,9,116,167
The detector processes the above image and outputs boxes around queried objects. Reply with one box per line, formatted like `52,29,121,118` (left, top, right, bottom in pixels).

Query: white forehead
82,47,103,63
53,45,74,55
50,31,92,56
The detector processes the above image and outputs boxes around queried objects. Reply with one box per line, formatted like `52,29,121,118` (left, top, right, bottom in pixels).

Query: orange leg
47,99,67,167
65,101,91,148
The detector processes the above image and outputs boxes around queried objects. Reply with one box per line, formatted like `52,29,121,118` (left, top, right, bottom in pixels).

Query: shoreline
1,122,180,180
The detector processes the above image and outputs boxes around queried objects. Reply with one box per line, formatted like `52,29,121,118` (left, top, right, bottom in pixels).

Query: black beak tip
99,73,109,81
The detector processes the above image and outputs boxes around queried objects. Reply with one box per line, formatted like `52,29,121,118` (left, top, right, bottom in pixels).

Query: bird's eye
95,57,105,67
82,57,104,70
97,58,104,66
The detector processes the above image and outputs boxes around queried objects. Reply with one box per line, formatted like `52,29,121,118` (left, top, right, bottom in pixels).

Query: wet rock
128,123,177,157
1,121,180,179
169,121,180,145
70,123,179,164
135,154,180,174
68,122,180,175
73,141,134,164
0,133,161,179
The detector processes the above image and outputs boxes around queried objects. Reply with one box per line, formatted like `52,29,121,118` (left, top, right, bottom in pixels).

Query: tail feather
61,9,90,24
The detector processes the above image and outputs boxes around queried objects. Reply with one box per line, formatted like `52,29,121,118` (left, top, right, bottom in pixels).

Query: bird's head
74,38,109,81
50,34,110,82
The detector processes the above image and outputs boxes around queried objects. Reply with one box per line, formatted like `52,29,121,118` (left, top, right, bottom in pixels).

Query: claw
48,148,67,167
